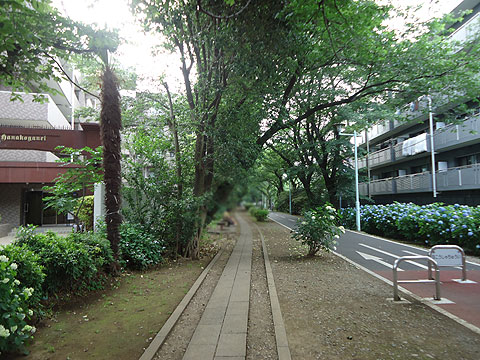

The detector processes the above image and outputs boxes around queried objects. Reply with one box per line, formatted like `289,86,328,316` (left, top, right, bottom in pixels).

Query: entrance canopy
0,123,100,183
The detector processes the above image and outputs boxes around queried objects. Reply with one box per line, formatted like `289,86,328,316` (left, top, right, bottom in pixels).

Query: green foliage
0,254,36,355
119,223,165,270
43,146,102,225
340,203,480,255
0,245,45,315
293,204,345,256
276,189,310,215
243,202,254,210
14,229,110,295
0,0,119,96
122,119,198,257
75,196,94,231
248,207,269,222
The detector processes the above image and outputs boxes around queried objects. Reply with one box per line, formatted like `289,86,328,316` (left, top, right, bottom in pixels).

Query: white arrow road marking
403,250,424,256
356,251,403,270
359,243,429,270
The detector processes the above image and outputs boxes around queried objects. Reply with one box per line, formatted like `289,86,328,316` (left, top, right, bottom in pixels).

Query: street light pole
338,126,361,232
354,130,361,232
289,179,292,215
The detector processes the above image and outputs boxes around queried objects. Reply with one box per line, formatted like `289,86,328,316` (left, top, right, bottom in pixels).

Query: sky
51,0,182,91
51,0,464,92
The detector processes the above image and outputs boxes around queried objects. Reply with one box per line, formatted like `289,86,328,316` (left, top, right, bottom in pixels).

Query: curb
252,221,292,360
138,248,224,360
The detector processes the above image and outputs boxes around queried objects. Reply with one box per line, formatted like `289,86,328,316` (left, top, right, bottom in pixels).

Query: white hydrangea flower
0,325,10,338
334,235,340,239
22,325,35,333
10,263,18,270
329,215,335,220
339,226,346,234
2,278,9,284
0,255,8,262
23,287,34,297
14,279,20,286
28,309,33,316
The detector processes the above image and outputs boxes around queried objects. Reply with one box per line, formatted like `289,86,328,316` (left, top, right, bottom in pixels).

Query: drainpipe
428,95,437,198
366,130,371,199
70,67,75,130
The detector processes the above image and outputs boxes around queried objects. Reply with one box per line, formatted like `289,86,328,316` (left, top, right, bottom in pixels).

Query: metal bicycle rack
393,256,441,301
428,245,466,281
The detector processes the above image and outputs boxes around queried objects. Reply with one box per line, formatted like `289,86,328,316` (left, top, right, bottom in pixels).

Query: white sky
51,0,183,91
51,0,464,92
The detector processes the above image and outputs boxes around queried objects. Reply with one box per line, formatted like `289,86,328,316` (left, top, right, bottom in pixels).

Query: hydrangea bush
339,202,480,255
0,255,36,355
293,204,346,256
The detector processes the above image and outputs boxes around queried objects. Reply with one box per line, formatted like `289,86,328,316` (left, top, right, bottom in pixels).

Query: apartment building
0,64,100,234
358,0,480,206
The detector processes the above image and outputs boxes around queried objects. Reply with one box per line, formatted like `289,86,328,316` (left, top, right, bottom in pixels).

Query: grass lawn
7,257,211,360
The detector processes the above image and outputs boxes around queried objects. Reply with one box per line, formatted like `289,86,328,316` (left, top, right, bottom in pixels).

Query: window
456,154,479,167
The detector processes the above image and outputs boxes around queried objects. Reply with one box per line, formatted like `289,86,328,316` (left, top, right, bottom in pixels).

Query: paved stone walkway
182,214,253,360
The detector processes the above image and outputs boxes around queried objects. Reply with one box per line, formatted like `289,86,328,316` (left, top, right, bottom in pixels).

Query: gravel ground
246,220,277,359
257,218,480,360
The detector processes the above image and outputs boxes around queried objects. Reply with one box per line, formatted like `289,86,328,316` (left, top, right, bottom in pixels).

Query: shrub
248,207,269,222
0,254,36,355
0,245,45,316
243,202,254,210
339,202,480,255
119,222,165,270
15,228,110,295
75,195,94,230
293,204,345,256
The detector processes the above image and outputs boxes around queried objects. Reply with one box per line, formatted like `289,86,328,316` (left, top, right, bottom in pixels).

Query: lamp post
283,173,292,215
338,125,361,232
427,95,437,198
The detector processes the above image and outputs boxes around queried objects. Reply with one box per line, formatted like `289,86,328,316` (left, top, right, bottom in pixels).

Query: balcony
358,114,480,170
434,114,480,151
360,132,430,169
359,164,480,196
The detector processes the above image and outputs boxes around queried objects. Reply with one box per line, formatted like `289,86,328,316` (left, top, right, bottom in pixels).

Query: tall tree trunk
164,83,184,258
100,66,122,274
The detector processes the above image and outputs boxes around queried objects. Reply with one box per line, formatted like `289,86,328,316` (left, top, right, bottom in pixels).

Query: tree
1,0,118,98
131,0,480,256
100,65,123,273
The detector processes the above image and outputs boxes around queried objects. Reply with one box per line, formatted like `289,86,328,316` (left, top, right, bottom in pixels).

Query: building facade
358,0,480,206
0,64,100,233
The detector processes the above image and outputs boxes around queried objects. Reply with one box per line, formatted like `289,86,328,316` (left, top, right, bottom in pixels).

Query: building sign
1,134,47,142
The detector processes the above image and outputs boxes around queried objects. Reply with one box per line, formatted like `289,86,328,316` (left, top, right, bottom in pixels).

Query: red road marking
378,270,480,329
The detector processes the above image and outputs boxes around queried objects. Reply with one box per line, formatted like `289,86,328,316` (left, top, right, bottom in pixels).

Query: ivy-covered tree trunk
100,66,122,273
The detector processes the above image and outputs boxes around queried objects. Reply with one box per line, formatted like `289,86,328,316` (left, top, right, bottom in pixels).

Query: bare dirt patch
246,219,277,359
257,219,480,360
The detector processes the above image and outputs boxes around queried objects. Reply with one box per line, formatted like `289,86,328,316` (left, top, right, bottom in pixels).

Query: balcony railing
358,114,480,169
359,164,480,196
434,115,480,150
